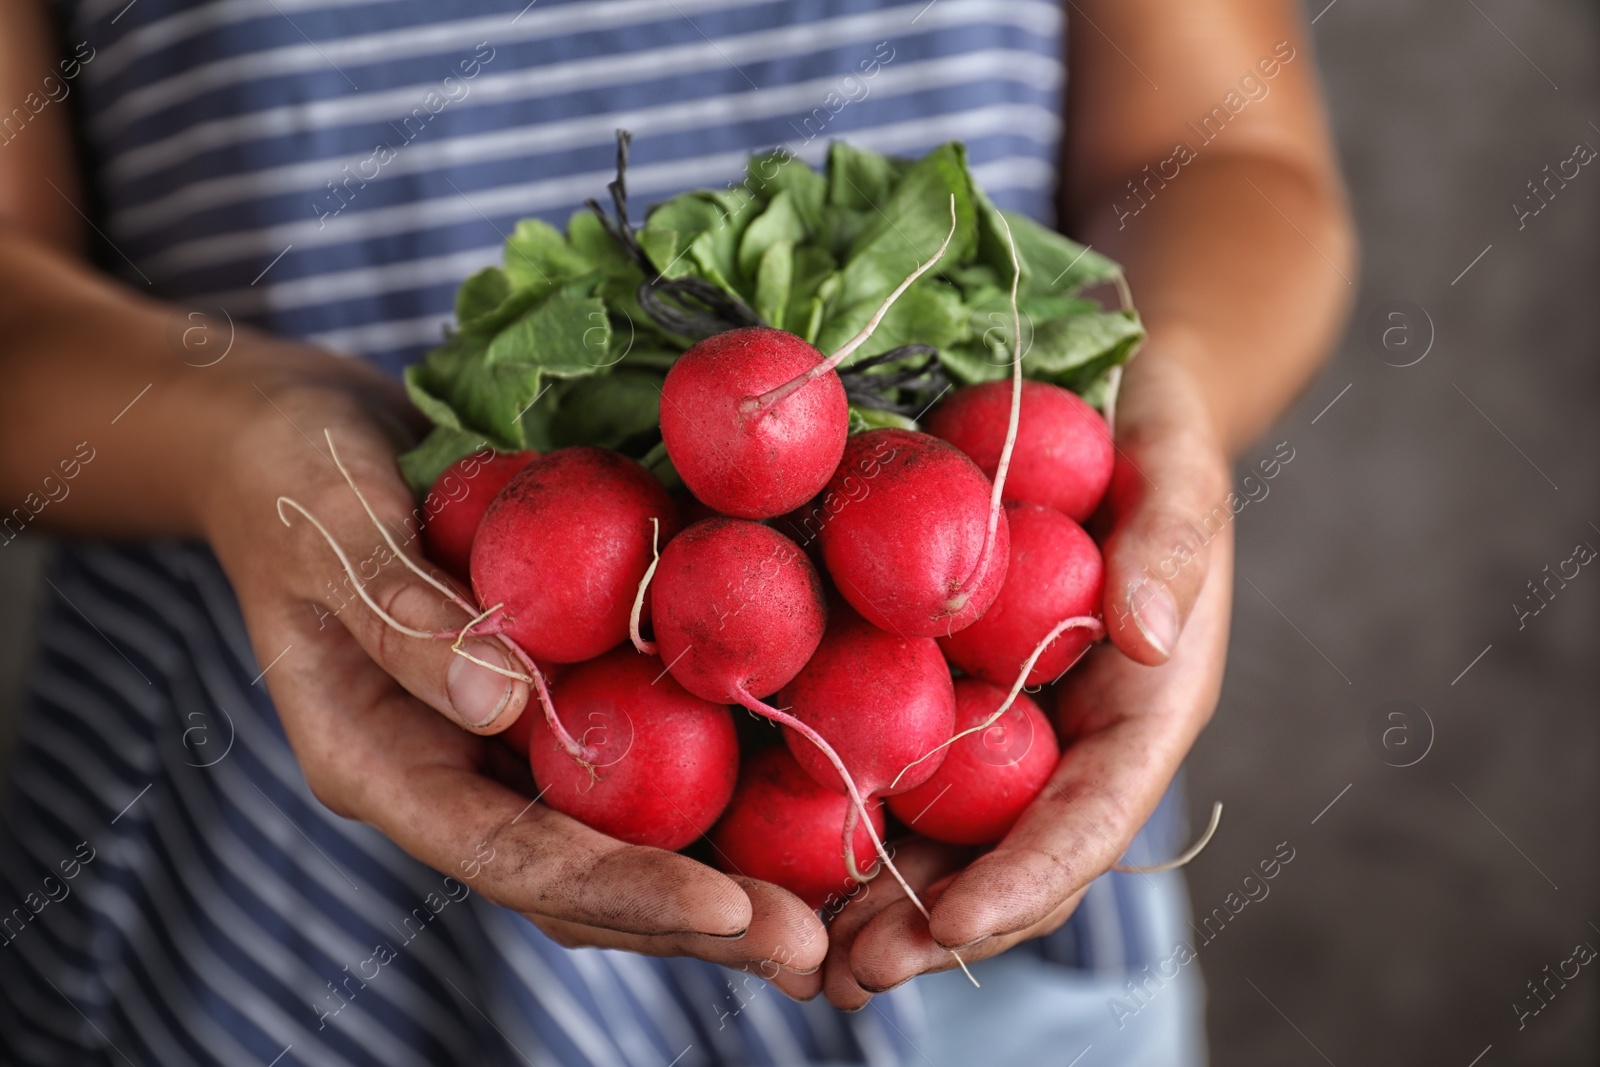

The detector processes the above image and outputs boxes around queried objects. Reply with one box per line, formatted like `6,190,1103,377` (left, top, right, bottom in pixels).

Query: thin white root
888,614,1105,792
297,430,589,763
449,603,535,684
322,429,478,617
733,688,978,988
278,496,445,640
748,195,960,414
629,517,661,655
950,210,1024,609
1113,801,1223,874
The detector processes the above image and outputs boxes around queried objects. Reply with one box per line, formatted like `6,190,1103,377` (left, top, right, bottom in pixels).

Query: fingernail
936,934,992,952
448,639,515,727
859,977,913,994
783,963,821,977
708,928,750,940
1130,582,1179,660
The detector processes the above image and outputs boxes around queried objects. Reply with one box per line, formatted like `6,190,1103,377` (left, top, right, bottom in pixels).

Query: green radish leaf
754,239,794,328
503,218,593,292
415,333,543,449
749,150,827,234
398,425,490,499
566,209,635,276
848,406,919,432
548,370,664,450
455,267,511,326
979,202,1120,296
837,143,978,306
815,281,969,362
826,142,903,210
1025,309,1145,389
404,363,466,430
782,247,837,339
739,191,807,278
487,292,613,378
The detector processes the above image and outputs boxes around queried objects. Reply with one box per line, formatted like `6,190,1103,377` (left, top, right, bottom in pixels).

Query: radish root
946,209,1023,614
629,517,662,655
1113,801,1223,874
888,613,1105,792
277,431,597,764
731,686,978,987
746,195,960,416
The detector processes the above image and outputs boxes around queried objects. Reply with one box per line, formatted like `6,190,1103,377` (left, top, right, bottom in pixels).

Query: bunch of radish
280,141,1161,982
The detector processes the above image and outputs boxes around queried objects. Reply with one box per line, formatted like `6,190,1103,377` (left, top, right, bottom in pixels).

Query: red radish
778,604,955,800
649,518,826,702
658,197,959,521
659,327,849,519
926,381,1113,522
939,501,1105,687
886,681,1059,845
471,447,678,663
527,647,738,851
423,450,537,582
632,518,934,938
816,429,1010,637
712,746,882,909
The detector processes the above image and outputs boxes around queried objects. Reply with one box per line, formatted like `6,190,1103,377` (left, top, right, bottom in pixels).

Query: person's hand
200,352,828,997
826,348,1235,1007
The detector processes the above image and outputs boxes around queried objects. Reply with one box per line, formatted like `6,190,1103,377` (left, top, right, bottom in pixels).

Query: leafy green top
398,140,1141,497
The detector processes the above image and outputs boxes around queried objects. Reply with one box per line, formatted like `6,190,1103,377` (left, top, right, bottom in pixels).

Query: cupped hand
201,354,827,997
829,349,1235,1007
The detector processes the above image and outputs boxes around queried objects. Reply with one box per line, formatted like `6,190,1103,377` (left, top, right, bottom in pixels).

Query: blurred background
2,1,1596,1063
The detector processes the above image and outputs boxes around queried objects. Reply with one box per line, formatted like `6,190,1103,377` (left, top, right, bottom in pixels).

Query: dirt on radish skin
659,327,849,520
817,428,1010,638
712,746,883,909
650,519,827,702
422,450,537,582
526,647,738,851
926,380,1114,523
886,680,1059,846
471,447,678,663
778,602,955,798
939,501,1104,687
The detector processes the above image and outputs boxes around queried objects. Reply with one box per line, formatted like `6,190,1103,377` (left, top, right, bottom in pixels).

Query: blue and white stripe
1,2,1188,1063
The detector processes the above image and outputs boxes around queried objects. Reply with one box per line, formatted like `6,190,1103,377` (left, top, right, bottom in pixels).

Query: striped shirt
0,2,1188,1064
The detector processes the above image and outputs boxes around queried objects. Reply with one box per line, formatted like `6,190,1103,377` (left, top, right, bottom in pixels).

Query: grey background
1,1,1596,1064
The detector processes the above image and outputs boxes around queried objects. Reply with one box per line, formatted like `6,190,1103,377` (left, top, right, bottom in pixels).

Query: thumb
346,562,531,732
1097,362,1231,665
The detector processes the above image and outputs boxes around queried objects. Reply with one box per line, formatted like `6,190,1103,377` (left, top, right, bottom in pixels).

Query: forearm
1078,151,1356,454
0,229,397,539
1062,0,1356,456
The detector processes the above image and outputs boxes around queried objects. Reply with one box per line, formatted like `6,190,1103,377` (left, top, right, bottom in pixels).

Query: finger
267,618,750,938
928,537,1232,948
821,839,967,1011
531,876,828,1000
279,440,529,733
851,886,1085,993
1098,355,1231,665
